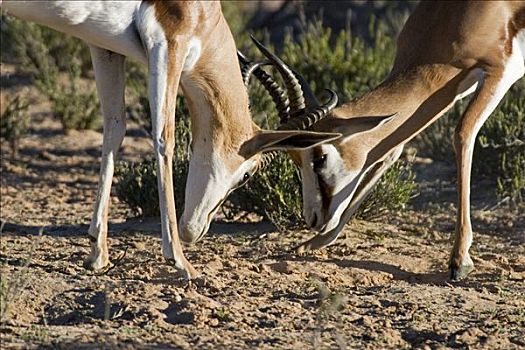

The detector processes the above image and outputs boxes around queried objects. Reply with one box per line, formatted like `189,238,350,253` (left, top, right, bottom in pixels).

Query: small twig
484,196,510,211
97,245,129,276
478,138,524,149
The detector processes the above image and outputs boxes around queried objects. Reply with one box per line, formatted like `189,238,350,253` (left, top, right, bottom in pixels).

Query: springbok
253,1,525,280
1,1,340,279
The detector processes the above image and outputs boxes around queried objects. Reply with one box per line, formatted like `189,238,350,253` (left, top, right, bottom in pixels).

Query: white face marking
300,144,360,232
179,152,256,243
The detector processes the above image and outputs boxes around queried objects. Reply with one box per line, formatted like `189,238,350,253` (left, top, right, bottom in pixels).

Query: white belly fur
2,0,147,64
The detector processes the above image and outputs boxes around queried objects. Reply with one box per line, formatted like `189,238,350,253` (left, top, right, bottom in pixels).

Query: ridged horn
291,68,319,107
255,151,278,173
250,35,306,117
250,37,339,131
279,89,338,130
237,50,290,123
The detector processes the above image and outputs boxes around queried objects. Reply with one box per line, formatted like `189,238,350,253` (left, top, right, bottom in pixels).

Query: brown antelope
253,1,525,280
1,1,340,279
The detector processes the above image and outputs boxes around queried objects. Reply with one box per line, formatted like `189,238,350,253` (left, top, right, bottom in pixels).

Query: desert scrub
114,159,159,218
1,14,91,73
356,160,417,220
415,79,525,204
125,62,152,136
0,15,99,132
0,95,30,157
279,19,395,101
36,59,100,132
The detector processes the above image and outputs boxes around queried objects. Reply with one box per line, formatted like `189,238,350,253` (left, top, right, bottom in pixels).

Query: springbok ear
320,113,397,139
240,130,342,159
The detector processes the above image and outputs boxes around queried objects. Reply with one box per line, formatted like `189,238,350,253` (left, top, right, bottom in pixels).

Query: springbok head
178,36,341,244
251,38,398,250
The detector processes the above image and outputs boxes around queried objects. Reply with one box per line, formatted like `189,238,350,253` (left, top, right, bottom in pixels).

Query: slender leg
297,146,404,253
450,61,523,280
84,47,126,270
147,40,197,279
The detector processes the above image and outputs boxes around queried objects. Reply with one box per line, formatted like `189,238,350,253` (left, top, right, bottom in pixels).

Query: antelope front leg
147,40,197,279
84,47,126,270
451,61,523,280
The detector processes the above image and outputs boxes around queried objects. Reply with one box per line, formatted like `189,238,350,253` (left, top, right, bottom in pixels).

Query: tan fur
151,1,255,171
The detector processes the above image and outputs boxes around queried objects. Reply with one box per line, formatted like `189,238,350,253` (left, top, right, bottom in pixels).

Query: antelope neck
333,64,465,166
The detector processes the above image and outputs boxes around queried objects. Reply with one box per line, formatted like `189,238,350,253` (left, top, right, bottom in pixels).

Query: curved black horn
250,36,339,130
279,89,338,130
250,35,306,117
238,50,290,122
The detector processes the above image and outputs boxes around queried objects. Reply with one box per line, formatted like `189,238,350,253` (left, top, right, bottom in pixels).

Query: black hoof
449,264,474,281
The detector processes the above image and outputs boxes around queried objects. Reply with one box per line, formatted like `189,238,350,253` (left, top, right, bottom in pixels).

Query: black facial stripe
317,174,332,218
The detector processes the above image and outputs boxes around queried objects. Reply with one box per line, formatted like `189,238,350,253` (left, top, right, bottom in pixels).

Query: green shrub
37,60,100,132
1,15,99,132
115,159,159,217
0,95,30,157
125,62,152,135
1,14,91,73
280,19,395,101
356,160,417,220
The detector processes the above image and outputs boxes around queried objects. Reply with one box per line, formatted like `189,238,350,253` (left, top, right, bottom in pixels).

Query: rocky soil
1,65,524,349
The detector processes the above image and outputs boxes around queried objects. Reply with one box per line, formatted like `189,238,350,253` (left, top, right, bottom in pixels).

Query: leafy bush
1,14,91,73
115,159,159,217
36,59,100,132
1,15,99,132
356,160,417,220
0,95,30,158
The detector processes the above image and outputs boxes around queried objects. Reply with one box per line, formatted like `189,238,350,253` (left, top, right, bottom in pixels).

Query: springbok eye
312,154,327,171
243,172,251,182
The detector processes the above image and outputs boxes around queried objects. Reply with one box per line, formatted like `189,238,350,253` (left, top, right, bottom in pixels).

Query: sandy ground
1,67,524,349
